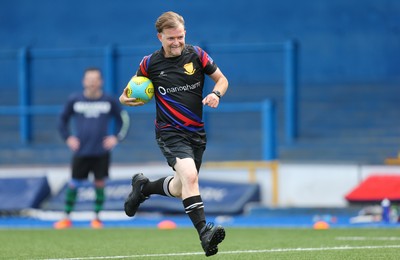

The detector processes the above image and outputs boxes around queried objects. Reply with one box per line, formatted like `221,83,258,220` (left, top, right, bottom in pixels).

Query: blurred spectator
54,67,130,229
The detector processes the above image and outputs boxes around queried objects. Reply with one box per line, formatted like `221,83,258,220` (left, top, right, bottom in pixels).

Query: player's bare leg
173,158,225,257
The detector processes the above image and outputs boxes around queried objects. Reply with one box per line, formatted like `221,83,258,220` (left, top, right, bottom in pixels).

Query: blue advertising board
0,176,51,211
45,178,260,214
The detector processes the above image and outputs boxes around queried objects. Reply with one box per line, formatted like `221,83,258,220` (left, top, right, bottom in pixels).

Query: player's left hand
202,93,220,108
103,135,118,150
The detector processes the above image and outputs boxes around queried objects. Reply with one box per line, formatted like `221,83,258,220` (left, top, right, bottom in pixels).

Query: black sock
183,195,206,236
142,176,174,197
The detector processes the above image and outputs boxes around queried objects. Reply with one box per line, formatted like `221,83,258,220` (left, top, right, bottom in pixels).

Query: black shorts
156,130,206,172
71,153,110,180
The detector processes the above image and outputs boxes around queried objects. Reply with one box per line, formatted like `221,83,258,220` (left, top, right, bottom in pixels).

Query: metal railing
0,41,299,160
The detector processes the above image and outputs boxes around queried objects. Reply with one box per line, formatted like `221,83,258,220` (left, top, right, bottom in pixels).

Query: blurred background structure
1,1,400,215
1,0,399,165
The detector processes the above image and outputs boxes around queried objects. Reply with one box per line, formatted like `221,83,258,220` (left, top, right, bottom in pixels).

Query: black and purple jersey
136,45,218,133
58,93,129,156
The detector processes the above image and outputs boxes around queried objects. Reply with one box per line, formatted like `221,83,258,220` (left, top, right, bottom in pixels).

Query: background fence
0,42,298,162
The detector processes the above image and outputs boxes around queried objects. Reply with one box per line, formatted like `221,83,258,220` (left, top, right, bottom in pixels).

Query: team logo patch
183,62,196,75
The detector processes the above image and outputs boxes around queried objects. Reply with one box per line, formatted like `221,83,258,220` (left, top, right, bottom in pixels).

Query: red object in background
345,175,400,203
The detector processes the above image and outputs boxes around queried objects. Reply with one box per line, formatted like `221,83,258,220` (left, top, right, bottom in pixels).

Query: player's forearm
212,75,228,97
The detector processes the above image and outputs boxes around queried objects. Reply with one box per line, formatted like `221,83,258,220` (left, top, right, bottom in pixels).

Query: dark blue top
58,92,129,157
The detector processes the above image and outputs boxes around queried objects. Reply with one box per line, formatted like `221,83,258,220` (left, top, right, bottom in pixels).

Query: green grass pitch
1,228,400,259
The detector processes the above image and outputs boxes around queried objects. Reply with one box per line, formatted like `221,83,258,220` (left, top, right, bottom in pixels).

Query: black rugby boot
200,222,226,257
124,173,149,217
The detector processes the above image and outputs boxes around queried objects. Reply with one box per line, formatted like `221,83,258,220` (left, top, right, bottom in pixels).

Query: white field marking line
40,245,400,260
336,236,400,241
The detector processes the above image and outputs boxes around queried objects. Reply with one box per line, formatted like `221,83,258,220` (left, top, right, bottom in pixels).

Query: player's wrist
212,90,221,99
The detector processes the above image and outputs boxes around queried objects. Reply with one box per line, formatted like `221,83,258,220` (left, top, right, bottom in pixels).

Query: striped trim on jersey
193,46,213,68
139,54,152,77
156,93,204,131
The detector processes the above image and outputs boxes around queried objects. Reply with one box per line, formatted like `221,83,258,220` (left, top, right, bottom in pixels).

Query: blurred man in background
54,67,130,229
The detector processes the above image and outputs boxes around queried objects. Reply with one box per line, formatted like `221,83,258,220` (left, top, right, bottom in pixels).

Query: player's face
158,25,186,58
83,70,103,95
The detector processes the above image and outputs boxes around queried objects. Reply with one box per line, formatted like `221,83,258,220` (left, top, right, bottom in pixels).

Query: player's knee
185,173,199,187
69,178,84,189
94,179,105,188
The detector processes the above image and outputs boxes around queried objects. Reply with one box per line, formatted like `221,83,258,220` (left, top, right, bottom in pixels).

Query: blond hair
155,11,185,33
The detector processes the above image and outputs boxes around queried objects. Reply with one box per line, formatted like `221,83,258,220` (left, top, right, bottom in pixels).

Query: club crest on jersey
183,62,196,75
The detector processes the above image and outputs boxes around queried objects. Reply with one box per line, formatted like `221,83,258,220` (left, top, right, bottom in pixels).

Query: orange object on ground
53,219,72,229
157,220,177,229
90,219,104,229
313,221,330,230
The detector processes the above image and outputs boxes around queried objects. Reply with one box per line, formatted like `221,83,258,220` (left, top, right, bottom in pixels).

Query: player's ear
157,33,163,42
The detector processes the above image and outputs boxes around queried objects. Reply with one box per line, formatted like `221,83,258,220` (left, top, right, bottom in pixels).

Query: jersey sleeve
136,54,152,77
193,46,218,75
110,98,130,141
58,95,75,141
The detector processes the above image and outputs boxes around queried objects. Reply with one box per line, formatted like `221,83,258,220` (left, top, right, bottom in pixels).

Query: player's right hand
66,136,80,151
119,87,145,106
